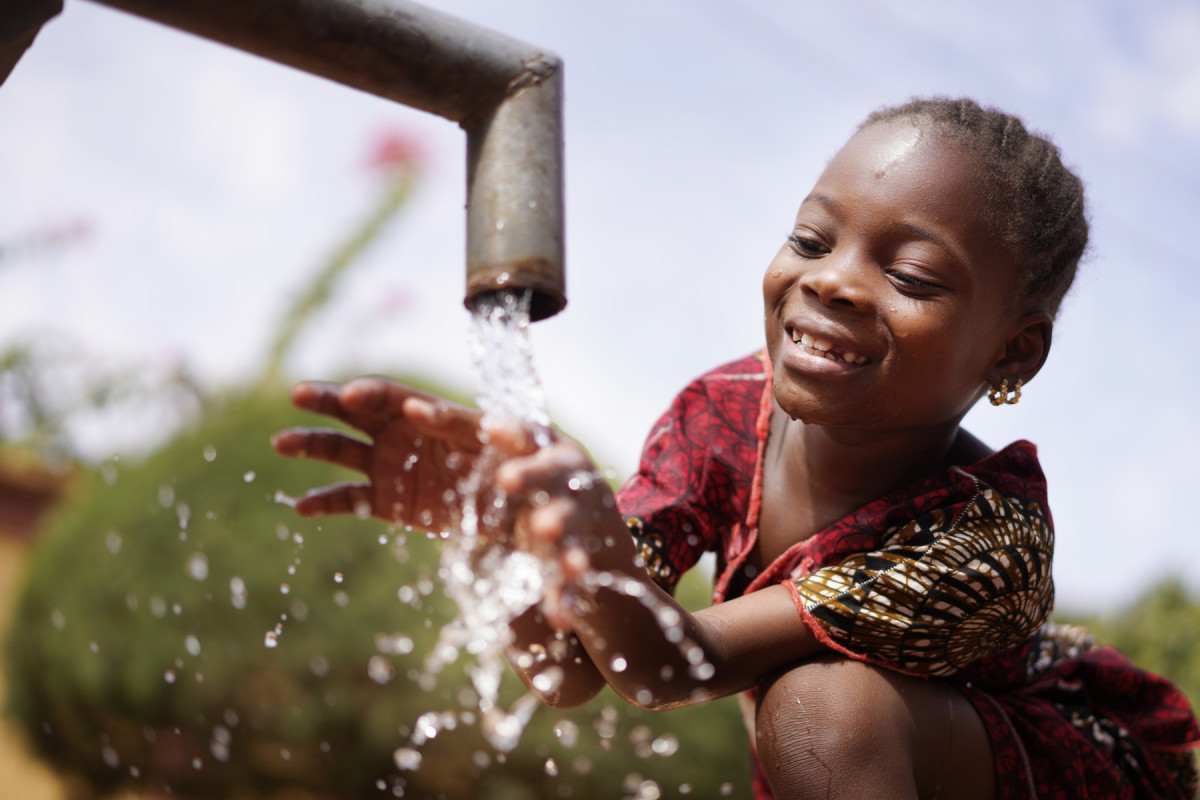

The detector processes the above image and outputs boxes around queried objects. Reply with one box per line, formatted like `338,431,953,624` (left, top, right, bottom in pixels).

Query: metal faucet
2,0,567,320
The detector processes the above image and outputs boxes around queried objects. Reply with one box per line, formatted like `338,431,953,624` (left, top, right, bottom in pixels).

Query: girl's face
763,119,1027,434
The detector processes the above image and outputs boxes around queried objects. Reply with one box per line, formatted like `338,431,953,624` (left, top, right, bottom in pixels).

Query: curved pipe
87,0,567,320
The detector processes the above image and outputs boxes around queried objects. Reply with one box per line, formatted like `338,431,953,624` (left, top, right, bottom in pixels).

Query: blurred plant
6,383,752,799
262,129,424,385
0,216,93,270
3,126,757,799
1058,578,1200,713
0,333,207,465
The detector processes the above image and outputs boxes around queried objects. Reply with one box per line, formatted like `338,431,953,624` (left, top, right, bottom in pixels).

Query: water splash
394,289,711,766
412,289,557,754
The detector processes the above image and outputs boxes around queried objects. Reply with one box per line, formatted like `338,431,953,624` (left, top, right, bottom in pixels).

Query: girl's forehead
846,120,926,178
808,120,989,220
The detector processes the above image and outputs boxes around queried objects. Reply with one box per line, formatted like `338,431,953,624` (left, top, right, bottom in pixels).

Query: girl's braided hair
864,97,1088,317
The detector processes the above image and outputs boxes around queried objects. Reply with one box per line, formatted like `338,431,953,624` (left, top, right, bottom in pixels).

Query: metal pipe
88,0,567,320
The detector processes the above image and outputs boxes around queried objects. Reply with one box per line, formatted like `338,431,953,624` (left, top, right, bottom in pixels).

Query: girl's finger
294,482,375,519
482,417,547,458
495,441,593,495
290,381,353,421
339,377,431,415
272,428,372,473
402,396,486,447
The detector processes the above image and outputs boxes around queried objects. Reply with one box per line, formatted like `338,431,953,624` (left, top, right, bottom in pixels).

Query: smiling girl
275,97,1199,799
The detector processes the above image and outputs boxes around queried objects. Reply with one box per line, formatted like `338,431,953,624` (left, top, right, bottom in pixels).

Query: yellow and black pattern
794,479,1054,677
626,516,681,593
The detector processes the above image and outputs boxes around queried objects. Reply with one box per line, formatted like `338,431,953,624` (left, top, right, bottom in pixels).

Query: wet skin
275,119,1052,799
756,119,1051,568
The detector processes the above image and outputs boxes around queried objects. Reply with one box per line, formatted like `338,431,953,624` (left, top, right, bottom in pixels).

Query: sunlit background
2,2,1199,798
2,0,1197,623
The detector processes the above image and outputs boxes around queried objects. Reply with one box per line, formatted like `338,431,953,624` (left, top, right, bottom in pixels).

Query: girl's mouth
790,329,870,366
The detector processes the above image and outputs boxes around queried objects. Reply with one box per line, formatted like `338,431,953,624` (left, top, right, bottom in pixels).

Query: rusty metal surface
89,0,567,319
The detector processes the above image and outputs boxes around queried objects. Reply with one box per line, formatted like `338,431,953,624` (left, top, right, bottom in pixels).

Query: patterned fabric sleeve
616,393,714,593
789,476,1055,677
617,355,765,594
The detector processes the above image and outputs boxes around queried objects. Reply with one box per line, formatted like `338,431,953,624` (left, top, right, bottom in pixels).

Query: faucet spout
85,0,567,320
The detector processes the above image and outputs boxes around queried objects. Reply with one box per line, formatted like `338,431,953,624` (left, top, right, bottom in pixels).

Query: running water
391,288,713,771
411,289,558,753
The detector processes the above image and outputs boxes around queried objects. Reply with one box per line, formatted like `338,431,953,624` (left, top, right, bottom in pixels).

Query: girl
273,97,1200,799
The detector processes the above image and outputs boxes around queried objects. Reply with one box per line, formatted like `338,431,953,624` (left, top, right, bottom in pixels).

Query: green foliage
1058,578,1200,714
5,382,752,800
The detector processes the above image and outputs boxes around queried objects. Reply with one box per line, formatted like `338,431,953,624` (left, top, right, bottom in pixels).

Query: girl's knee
753,657,912,758
754,657,995,800
755,657,921,798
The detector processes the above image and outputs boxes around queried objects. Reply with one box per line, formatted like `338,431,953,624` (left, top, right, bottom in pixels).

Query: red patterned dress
616,353,1200,799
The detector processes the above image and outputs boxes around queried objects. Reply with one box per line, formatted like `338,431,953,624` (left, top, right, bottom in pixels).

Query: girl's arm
499,440,824,710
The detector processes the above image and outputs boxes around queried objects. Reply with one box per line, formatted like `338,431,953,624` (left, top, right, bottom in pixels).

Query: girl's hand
272,378,538,531
496,439,634,628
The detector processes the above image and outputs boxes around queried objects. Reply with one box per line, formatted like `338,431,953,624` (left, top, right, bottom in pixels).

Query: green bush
1059,578,1200,715
5,381,752,799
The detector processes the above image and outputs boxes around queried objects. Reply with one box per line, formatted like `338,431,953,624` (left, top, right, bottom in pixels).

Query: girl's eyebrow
800,193,833,209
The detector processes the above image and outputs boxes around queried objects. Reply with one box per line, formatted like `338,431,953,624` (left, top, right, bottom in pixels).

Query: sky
1,0,1198,612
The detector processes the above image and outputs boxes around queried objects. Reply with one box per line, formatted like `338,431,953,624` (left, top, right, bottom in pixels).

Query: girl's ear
987,312,1053,388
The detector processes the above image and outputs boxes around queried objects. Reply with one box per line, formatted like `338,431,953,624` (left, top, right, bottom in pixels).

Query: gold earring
988,378,1023,406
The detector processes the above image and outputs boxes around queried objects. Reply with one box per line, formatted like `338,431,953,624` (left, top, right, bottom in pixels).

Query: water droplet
544,757,558,776
184,634,201,656
202,446,217,462
229,576,247,610
354,500,372,519
210,741,230,762
263,631,278,648
50,609,65,630
243,470,256,483
164,669,176,683
186,553,209,581
105,530,122,555
101,745,120,768
652,734,679,757
279,583,290,595
367,656,394,685
273,490,296,508
394,747,422,771
333,572,344,583
610,655,628,672
553,719,579,747
719,782,734,796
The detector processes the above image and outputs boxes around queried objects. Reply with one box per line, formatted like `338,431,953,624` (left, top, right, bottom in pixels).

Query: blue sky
1,0,1198,610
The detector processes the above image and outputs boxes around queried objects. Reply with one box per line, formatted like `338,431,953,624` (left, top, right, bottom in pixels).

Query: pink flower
366,129,425,176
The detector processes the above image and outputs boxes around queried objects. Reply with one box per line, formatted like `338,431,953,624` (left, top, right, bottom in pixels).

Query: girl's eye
788,233,827,257
886,270,943,294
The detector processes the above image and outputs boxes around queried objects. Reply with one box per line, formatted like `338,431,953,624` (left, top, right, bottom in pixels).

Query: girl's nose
800,252,874,311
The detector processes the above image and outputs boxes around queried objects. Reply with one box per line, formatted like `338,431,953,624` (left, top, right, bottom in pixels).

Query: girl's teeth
793,330,869,365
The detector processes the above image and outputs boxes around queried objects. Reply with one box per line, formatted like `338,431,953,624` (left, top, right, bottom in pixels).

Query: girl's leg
755,655,995,800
